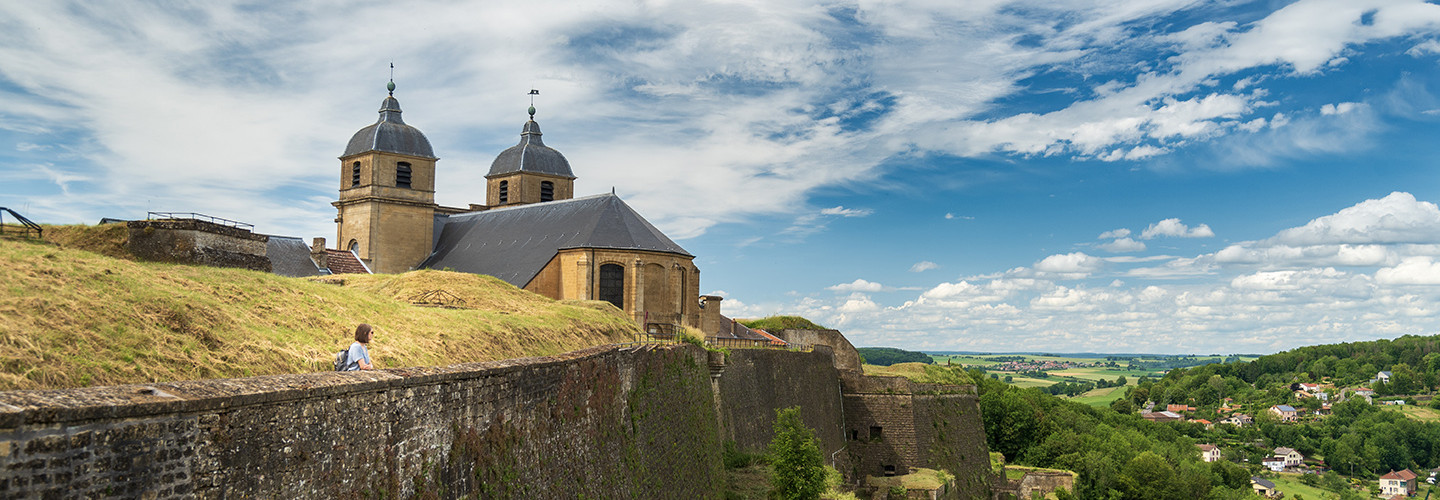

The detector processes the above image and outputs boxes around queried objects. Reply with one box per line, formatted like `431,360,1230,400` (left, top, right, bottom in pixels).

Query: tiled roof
325,249,371,274
1251,477,1275,488
1274,447,1296,455
753,329,787,346
1197,444,1217,451
267,236,322,277
1273,405,1296,412
1381,469,1417,480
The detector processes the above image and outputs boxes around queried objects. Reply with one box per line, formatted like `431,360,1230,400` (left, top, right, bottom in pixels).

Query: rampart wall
127,219,271,272
714,346,845,459
0,345,724,498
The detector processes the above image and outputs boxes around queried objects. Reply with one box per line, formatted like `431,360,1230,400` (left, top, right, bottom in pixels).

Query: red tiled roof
752,329,787,346
325,249,371,274
1381,469,1418,480
1197,444,1217,451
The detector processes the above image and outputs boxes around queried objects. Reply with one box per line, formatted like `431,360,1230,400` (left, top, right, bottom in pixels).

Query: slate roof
325,249,371,275
421,193,690,287
267,236,322,277
1251,477,1275,489
1273,405,1297,412
343,93,436,159
487,118,574,179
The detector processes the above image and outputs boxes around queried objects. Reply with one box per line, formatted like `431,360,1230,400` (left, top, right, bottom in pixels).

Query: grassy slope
1385,404,1440,423
0,226,638,390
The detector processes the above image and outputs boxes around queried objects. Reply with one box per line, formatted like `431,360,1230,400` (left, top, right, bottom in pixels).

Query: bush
769,407,826,499
722,440,765,469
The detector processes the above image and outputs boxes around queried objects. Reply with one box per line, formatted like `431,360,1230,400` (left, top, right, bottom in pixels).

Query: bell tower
485,100,576,207
332,79,439,273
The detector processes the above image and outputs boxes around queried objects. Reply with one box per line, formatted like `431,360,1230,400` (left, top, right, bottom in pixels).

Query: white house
1197,444,1221,463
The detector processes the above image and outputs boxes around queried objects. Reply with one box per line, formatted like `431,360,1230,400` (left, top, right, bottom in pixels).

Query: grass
1383,404,1440,422
0,225,640,390
1266,473,1339,500
865,468,953,492
1067,386,1127,407
862,363,973,385
737,315,828,332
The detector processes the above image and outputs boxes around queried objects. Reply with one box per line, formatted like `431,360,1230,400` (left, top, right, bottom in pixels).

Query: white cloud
1099,237,1147,253
1377,257,1440,285
1099,228,1131,239
1321,102,1360,115
945,213,974,220
1034,252,1103,277
1271,192,1440,245
909,261,939,272
820,206,874,217
1140,218,1215,239
828,279,885,293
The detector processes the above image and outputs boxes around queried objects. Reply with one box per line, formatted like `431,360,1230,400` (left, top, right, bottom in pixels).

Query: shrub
769,407,826,499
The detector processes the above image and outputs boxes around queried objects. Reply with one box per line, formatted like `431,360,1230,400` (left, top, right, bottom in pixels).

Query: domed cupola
487,106,574,179
343,81,436,159
485,105,575,207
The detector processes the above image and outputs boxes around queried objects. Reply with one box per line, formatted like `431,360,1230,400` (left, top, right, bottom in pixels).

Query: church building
326,81,711,332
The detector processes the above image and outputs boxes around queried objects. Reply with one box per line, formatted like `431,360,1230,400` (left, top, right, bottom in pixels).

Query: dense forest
855,347,933,366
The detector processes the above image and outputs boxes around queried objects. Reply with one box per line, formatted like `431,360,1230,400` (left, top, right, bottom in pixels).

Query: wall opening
870,426,883,440
541,181,554,202
396,162,412,188
884,465,896,477
599,263,624,310
499,180,509,203
351,162,361,187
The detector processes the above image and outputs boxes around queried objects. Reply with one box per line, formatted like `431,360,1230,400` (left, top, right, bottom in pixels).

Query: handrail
147,212,254,231
0,207,42,239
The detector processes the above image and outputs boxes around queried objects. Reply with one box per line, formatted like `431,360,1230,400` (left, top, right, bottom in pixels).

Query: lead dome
342,83,436,159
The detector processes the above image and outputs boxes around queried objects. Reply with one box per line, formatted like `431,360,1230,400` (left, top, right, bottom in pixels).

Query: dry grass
863,362,974,385
0,225,639,391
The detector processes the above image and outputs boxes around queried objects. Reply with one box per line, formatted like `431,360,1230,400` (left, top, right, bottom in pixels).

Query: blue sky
4,0,1440,354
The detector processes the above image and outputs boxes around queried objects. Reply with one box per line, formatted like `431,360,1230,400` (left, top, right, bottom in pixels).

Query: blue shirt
345,342,371,371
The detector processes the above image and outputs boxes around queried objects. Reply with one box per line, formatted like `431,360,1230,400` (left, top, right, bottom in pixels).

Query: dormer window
498,180,509,203
396,162,412,188
351,162,361,187
541,181,554,202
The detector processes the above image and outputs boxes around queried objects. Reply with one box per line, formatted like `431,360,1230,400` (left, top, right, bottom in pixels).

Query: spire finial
528,89,539,119
387,62,396,95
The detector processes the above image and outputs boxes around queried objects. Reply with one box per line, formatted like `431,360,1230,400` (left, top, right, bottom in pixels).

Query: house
1220,413,1252,427
1251,476,1279,498
1196,444,1221,463
1166,404,1195,413
1298,382,1321,393
316,83,725,335
1355,388,1375,397
1273,447,1303,467
1262,457,1286,472
1194,418,1213,429
1270,404,1299,422
1141,411,1183,423
1380,469,1417,496
1376,371,1393,384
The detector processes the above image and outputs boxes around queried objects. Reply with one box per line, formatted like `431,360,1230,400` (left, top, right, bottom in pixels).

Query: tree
768,406,826,500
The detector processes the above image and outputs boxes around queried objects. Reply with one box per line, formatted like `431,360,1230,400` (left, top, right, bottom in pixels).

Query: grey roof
486,119,574,179
1251,477,1275,488
343,94,436,159
421,193,690,287
266,236,322,277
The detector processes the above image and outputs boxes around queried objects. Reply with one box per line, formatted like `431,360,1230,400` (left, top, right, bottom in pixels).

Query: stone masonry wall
714,347,845,460
0,344,724,499
127,219,270,272
841,373,994,500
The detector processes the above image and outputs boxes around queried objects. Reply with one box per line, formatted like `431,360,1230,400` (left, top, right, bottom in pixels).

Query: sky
3,1,1440,355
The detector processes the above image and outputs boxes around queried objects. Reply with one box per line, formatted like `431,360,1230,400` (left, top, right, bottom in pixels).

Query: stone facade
776,329,863,372
332,150,438,274
485,171,575,207
536,248,702,329
126,219,270,272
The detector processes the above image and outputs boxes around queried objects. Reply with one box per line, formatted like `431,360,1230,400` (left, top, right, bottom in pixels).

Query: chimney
699,295,724,335
310,237,328,269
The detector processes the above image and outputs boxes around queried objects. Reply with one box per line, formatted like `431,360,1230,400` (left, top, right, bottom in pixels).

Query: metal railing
706,336,812,352
147,212,254,231
0,207,42,239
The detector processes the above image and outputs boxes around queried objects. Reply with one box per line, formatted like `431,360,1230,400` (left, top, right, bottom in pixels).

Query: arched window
599,264,624,310
347,240,359,252
396,162,412,189
351,162,361,187
498,180,509,203
541,181,554,202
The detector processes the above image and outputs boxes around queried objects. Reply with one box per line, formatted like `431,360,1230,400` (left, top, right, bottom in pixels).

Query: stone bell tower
485,104,576,207
332,80,439,273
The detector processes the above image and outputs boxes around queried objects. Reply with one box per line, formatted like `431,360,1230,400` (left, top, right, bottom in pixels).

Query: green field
1383,404,1440,423
1067,386,1127,407
1266,473,1339,500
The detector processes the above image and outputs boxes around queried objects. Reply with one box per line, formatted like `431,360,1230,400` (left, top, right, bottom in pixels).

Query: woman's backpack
334,348,349,371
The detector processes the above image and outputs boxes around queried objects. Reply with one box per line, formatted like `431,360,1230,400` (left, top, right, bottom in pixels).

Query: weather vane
387,62,396,96
528,89,540,119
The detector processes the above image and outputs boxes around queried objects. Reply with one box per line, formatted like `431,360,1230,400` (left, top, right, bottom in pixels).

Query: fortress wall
0,344,725,499
775,329,863,373
714,347,845,459
126,219,270,272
